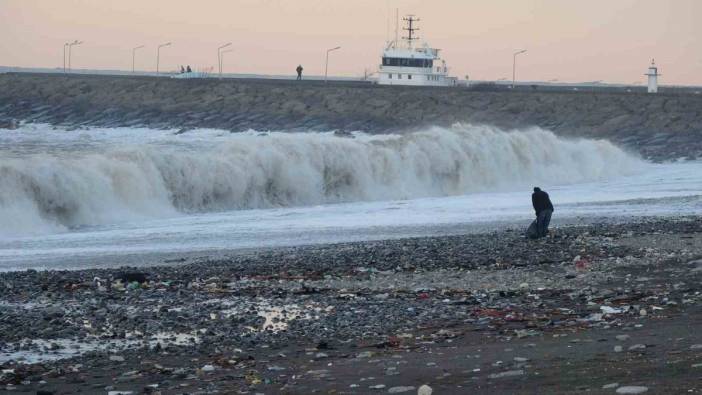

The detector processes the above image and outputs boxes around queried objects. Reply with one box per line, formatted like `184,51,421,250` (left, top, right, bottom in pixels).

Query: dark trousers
297,74,302,80
536,209,552,237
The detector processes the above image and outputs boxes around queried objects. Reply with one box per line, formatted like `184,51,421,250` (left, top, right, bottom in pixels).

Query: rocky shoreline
2,216,702,394
1,73,702,161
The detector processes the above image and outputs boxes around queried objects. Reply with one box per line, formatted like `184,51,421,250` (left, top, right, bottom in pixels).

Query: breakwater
1,73,701,160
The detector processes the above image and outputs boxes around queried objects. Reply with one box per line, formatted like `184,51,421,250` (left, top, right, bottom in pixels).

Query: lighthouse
644,59,661,93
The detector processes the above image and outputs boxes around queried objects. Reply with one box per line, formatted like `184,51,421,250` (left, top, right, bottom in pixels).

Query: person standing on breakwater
296,65,303,80
532,187,554,238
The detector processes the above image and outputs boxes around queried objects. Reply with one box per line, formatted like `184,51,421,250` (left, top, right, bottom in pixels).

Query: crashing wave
0,124,644,236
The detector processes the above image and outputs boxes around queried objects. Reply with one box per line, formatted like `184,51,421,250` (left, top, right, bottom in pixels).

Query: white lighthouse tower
644,59,661,93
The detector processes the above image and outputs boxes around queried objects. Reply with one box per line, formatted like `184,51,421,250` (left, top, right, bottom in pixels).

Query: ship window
382,57,433,68
408,74,412,79
398,74,402,79
388,73,392,79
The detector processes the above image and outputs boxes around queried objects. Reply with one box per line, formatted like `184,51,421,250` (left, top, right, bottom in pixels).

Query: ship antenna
394,8,399,47
402,15,420,47
385,1,389,43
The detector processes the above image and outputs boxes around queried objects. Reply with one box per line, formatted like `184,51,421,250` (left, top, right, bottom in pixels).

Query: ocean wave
0,124,644,237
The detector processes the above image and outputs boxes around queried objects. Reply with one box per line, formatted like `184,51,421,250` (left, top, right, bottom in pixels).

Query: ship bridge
377,15,456,86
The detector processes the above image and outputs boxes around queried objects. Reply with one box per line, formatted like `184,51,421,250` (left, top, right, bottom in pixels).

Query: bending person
531,187,554,238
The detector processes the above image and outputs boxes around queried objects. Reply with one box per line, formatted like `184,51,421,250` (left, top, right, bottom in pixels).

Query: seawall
1,73,701,160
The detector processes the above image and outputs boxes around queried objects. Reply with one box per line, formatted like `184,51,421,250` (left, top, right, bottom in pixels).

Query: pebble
488,370,524,379
614,345,623,352
601,306,623,314
201,364,215,372
690,344,702,350
417,384,433,395
615,335,630,341
628,344,646,351
108,355,125,362
603,383,619,389
387,386,415,393
369,384,386,389
616,386,649,394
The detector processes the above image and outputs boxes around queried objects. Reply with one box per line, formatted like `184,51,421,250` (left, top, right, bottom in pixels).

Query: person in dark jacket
532,187,554,238
296,65,303,80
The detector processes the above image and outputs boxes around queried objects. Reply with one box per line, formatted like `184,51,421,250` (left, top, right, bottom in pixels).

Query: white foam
0,332,200,364
0,123,643,238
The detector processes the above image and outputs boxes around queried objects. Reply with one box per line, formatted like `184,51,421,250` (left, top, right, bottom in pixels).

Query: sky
1,0,700,85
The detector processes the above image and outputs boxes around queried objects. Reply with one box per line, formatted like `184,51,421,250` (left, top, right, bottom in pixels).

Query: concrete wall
1,73,701,160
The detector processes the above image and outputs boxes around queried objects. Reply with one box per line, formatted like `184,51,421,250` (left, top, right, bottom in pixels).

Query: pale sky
1,0,700,85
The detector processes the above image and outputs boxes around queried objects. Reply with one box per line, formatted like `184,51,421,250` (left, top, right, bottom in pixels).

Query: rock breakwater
1,73,701,161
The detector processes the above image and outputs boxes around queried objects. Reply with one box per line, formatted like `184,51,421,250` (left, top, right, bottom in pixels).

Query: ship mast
394,9,399,48
402,15,420,48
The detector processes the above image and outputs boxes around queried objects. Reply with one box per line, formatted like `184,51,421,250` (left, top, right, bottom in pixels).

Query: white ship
378,15,457,87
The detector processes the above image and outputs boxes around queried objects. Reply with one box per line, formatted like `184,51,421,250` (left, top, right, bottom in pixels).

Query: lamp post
132,45,144,73
68,40,82,73
63,43,70,73
325,46,341,83
512,49,526,89
156,42,171,74
217,42,232,78
219,49,233,78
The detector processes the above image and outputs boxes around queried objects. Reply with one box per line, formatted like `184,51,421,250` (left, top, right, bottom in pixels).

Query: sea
1,123,701,271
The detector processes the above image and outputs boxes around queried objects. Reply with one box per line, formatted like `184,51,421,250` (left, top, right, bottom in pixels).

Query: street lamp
325,46,341,83
68,40,82,73
218,42,232,78
220,49,233,78
512,49,527,89
63,42,70,73
156,42,172,74
132,45,144,73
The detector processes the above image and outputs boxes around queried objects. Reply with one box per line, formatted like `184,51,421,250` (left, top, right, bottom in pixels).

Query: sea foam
0,123,643,236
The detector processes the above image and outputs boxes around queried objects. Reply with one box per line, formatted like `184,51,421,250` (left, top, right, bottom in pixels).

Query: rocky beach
2,217,702,394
